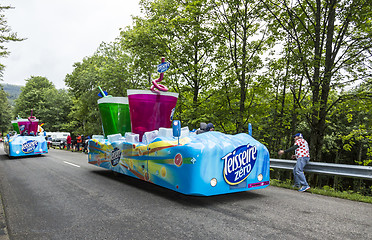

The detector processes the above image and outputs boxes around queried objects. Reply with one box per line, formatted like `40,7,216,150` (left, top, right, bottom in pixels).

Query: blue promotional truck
4,133,48,157
4,113,48,157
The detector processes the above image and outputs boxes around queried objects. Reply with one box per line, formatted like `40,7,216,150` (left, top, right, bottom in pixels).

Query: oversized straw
28,109,37,122
98,86,107,97
151,57,170,93
98,86,112,98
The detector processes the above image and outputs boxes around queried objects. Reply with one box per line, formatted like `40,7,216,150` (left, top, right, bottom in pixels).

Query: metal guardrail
270,159,372,180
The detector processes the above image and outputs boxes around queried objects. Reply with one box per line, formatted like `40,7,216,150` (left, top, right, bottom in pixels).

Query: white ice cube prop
92,135,105,140
158,126,190,139
143,130,159,144
158,127,173,138
107,133,123,142
102,127,190,144
180,126,190,138
125,132,140,143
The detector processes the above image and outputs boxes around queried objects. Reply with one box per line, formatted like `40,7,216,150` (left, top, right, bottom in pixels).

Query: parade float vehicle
4,111,48,157
88,58,270,196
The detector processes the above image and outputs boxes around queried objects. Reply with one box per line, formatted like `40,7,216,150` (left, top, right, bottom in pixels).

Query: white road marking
63,161,80,168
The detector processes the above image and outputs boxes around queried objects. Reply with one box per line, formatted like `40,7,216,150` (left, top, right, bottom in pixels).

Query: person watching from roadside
71,138,76,152
278,133,311,192
83,135,90,153
81,135,85,153
66,135,71,150
76,135,82,151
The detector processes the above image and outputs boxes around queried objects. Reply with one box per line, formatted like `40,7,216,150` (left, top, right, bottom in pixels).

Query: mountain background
1,83,22,105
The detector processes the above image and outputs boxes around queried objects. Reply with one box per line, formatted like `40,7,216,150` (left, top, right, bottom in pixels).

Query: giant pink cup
17,118,39,135
127,90,178,141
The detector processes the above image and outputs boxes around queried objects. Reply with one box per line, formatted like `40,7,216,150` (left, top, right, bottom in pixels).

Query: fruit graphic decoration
144,172,150,181
161,167,167,177
174,153,183,167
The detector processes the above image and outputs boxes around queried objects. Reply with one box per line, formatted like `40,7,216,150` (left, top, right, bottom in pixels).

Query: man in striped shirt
278,133,311,192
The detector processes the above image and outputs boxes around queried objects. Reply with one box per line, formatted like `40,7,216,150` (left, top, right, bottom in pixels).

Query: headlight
210,178,217,187
257,174,263,182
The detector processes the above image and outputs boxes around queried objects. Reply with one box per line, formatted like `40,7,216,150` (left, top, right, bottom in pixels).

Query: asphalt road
0,145,371,240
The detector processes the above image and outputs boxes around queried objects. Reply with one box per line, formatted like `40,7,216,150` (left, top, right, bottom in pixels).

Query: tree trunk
310,0,336,162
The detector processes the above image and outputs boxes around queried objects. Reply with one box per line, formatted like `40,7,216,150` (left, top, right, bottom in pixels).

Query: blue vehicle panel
88,131,270,196
4,135,48,157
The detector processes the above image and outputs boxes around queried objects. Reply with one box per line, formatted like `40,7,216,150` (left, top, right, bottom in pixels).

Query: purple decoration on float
151,57,169,93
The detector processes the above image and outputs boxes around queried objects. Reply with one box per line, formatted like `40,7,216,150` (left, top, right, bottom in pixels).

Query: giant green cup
11,120,20,134
98,97,131,138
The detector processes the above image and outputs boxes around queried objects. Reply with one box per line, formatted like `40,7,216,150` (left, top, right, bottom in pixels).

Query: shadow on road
0,153,47,161
91,169,266,207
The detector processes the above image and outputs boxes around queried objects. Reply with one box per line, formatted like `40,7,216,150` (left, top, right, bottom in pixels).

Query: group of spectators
66,134,91,153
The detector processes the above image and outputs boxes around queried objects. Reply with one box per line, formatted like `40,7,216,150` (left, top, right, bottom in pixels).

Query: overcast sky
1,0,141,89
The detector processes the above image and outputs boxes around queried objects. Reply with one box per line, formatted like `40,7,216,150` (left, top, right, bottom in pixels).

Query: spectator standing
76,135,82,151
66,135,72,150
81,135,85,153
83,135,91,153
47,136,52,149
278,133,311,192
71,138,76,152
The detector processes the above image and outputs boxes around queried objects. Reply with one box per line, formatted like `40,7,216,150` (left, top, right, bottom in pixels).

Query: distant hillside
1,83,22,105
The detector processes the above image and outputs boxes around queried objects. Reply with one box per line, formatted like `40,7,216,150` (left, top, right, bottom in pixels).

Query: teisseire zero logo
22,140,38,154
111,147,121,167
221,144,257,185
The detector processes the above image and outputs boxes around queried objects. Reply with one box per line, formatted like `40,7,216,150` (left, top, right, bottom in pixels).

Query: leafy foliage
14,76,72,132
261,0,372,162
0,5,25,79
0,85,12,134
65,42,149,136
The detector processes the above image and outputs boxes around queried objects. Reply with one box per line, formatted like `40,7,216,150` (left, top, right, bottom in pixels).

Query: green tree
210,0,272,133
338,80,372,166
0,4,24,133
42,88,73,132
0,4,25,78
14,76,72,132
65,41,148,136
0,85,12,135
65,57,103,136
121,0,216,128
262,0,372,161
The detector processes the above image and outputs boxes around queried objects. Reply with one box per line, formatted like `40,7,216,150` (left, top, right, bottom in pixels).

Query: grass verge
270,179,372,204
